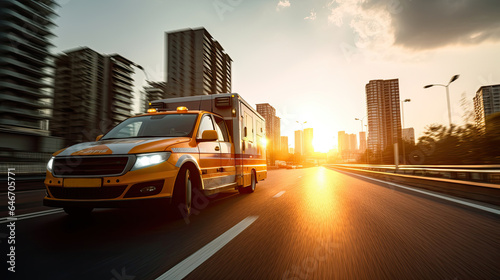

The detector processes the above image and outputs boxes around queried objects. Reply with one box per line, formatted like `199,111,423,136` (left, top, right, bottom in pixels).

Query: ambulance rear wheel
239,170,256,194
171,165,195,219
63,207,93,216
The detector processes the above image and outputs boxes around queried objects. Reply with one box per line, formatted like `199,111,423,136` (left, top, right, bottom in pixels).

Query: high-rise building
107,54,136,125
280,136,289,157
52,47,136,146
366,79,402,154
142,81,167,112
274,115,281,158
303,128,314,155
338,131,347,152
473,84,500,130
165,28,231,97
256,103,280,165
294,130,303,155
402,127,415,145
359,131,367,152
349,133,358,151
0,0,62,162
337,131,358,161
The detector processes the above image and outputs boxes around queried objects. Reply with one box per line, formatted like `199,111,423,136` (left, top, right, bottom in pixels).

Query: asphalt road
1,167,499,280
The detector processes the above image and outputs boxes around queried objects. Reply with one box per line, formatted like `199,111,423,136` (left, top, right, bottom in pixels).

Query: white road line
273,191,286,198
0,209,64,224
340,170,500,216
156,216,259,280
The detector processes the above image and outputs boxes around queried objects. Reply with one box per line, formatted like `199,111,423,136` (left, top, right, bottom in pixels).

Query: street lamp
401,99,411,165
354,115,367,132
355,116,368,164
134,64,150,82
424,74,460,127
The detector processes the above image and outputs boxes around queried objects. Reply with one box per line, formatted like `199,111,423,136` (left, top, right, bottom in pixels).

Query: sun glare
313,131,333,153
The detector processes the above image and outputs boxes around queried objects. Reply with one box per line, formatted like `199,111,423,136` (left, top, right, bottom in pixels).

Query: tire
171,165,195,219
63,207,93,216
239,170,256,194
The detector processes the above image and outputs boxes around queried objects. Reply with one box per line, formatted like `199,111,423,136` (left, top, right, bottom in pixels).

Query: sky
52,0,500,152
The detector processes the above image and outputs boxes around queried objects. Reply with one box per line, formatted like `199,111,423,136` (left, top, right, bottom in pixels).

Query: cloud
328,0,393,50
276,0,291,11
304,10,316,20
373,0,500,50
329,0,500,50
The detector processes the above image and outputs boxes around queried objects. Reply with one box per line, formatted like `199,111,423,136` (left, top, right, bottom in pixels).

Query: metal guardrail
333,164,500,185
0,163,47,175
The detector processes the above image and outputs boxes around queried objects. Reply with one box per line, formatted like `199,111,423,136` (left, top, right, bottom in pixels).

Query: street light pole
355,116,367,164
355,116,367,132
424,74,459,127
134,64,150,82
445,85,452,127
401,99,411,165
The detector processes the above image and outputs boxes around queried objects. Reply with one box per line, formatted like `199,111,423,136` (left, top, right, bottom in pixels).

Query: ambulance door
213,115,236,185
197,114,222,189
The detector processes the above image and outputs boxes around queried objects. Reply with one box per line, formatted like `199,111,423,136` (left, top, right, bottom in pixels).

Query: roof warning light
177,106,188,113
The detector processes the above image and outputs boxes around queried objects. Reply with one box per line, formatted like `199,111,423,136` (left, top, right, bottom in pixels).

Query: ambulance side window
256,120,263,137
197,114,215,138
244,112,253,142
214,116,229,142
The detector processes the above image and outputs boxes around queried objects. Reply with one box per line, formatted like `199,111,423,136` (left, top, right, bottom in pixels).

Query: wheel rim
185,169,192,208
251,172,256,191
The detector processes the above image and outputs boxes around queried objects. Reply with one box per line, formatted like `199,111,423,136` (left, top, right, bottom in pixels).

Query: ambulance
43,93,267,217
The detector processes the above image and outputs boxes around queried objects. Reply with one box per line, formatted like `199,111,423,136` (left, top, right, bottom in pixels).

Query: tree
414,118,500,165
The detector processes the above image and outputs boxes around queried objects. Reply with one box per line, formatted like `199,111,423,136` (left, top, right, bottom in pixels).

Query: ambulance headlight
47,157,54,173
132,152,170,170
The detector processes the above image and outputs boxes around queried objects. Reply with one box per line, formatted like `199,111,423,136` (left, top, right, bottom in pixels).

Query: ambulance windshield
102,114,198,140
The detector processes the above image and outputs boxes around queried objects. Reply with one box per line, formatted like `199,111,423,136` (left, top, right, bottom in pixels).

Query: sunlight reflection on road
301,167,339,225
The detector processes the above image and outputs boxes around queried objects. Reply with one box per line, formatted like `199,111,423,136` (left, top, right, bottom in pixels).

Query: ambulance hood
54,137,191,156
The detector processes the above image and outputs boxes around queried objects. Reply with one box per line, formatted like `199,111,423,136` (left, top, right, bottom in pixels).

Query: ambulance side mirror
95,134,103,141
200,130,218,141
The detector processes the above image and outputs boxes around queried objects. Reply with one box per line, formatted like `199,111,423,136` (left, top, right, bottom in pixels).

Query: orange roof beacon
43,93,267,218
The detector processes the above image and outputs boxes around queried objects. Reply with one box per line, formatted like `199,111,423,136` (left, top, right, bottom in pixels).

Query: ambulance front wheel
171,165,196,219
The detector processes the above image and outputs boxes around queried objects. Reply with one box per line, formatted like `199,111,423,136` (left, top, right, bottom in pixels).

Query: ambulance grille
49,186,127,199
52,156,130,176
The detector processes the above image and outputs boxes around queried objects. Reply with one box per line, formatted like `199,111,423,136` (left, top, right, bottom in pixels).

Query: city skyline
51,0,500,152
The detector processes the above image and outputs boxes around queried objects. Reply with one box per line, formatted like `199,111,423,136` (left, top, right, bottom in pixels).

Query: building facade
142,81,167,113
338,131,358,161
107,54,136,125
303,128,314,156
165,28,231,97
338,131,347,152
366,79,402,154
256,103,280,165
280,136,289,158
349,133,358,151
0,0,62,165
359,131,367,152
402,127,415,145
473,84,500,130
52,47,136,146
294,130,303,155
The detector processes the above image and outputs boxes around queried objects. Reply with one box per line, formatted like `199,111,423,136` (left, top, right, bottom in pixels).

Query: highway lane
1,167,499,279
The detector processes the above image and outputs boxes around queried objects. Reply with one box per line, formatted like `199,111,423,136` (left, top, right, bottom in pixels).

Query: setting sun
313,130,334,153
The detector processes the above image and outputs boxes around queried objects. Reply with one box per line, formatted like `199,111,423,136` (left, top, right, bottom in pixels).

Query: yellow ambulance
43,93,267,217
